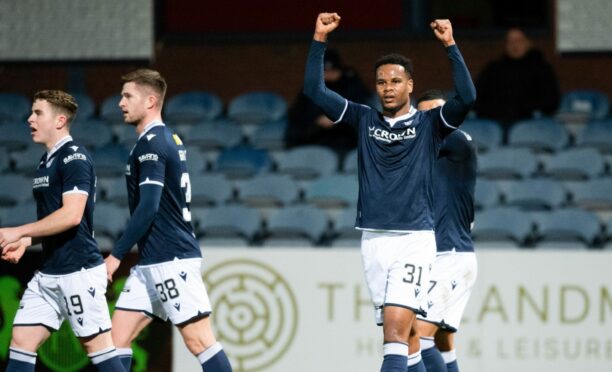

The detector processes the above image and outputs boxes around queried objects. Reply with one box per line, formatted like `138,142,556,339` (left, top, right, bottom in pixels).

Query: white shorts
417,251,478,332
13,264,112,338
361,230,436,326
116,257,212,325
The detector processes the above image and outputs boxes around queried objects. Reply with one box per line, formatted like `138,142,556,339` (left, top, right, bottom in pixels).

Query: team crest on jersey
146,134,156,141
368,126,416,143
45,158,55,168
173,134,183,146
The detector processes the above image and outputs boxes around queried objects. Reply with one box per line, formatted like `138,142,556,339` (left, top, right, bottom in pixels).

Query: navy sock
407,350,427,372
381,342,408,372
89,347,127,372
116,348,133,371
421,341,447,372
446,360,459,372
6,348,36,372
441,350,459,372
198,342,232,372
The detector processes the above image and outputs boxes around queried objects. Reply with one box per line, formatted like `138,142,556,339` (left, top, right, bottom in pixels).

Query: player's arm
303,12,347,123
431,19,476,128
107,184,162,260
0,193,88,248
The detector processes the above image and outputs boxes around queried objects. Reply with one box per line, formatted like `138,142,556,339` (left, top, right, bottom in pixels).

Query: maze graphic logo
204,259,298,372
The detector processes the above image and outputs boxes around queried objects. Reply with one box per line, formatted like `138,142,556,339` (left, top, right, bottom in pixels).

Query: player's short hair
375,54,414,78
33,90,78,123
121,68,167,104
416,89,446,105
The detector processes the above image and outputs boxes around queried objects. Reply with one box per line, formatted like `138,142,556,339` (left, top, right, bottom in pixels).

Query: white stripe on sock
89,347,117,364
407,350,422,366
197,342,223,364
9,347,37,364
383,342,408,356
420,336,436,350
441,349,457,364
116,348,133,357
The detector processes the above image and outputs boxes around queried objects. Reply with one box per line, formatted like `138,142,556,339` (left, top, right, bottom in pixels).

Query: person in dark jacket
284,48,371,156
474,27,560,137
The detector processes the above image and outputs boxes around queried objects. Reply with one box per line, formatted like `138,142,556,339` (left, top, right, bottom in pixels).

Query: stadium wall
172,247,612,372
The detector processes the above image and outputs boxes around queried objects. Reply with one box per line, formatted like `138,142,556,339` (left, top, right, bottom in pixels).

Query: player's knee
11,329,41,352
183,334,206,355
111,328,134,348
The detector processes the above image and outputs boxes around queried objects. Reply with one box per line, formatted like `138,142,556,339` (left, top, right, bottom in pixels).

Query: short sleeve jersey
433,129,477,252
32,137,103,274
339,103,455,231
125,122,200,265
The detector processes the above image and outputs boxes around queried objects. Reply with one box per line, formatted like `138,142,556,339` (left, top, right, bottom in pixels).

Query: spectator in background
474,27,560,136
284,48,371,156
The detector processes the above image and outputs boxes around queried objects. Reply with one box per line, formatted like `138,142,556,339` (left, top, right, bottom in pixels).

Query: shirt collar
138,120,165,140
47,135,73,159
383,106,417,127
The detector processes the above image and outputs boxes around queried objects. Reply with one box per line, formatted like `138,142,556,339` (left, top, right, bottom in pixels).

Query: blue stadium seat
505,179,567,210
304,174,358,208
101,178,128,206
276,145,339,179
213,146,271,179
0,122,32,151
575,120,612,153
0,93,29,123
342,148,358,174
190,174,234,206
478,148,538,179
557,89,609,122
71,119,113,149
263,205,328,246
472,207,533,246
0,147,9,172
0,175,32,206
70,92,96,120
185,120,243,150
508,118,569,152
112,123,138,148
192,205,261,243
93,145,130,177
330,208,361,247
227,91,287,124
100,94,124,124
533,208,601,248
460,119,503,152
606,219,612,246
94,203,130,239
165,91,223,124
250,120,287,150
571,179,612,210
1,202,37,227
542,148,605,180
185,146,209,174
10,146,42,176
236,174,299,207
474,179,501,210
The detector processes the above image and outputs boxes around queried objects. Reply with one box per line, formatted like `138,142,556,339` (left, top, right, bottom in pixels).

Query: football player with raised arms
303,13,476,372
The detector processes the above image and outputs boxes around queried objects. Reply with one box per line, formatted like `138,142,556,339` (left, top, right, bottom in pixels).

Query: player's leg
61,264,127,372
7,273,60,372
436,331,458,372
112,265,159,371
416,320,446,372
406,323,426,372
382,306,413,372
6,326,51,372
177,316,232,371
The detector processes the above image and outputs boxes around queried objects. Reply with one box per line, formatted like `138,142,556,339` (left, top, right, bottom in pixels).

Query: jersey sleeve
59,149,93,196
439,130,475,162
338,101,374,130
135,137,166,188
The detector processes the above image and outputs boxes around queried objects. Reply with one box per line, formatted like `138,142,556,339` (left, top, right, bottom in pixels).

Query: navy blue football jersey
32,137,103,274
125,121,200,265
339,104,454,231
433,129,477,252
